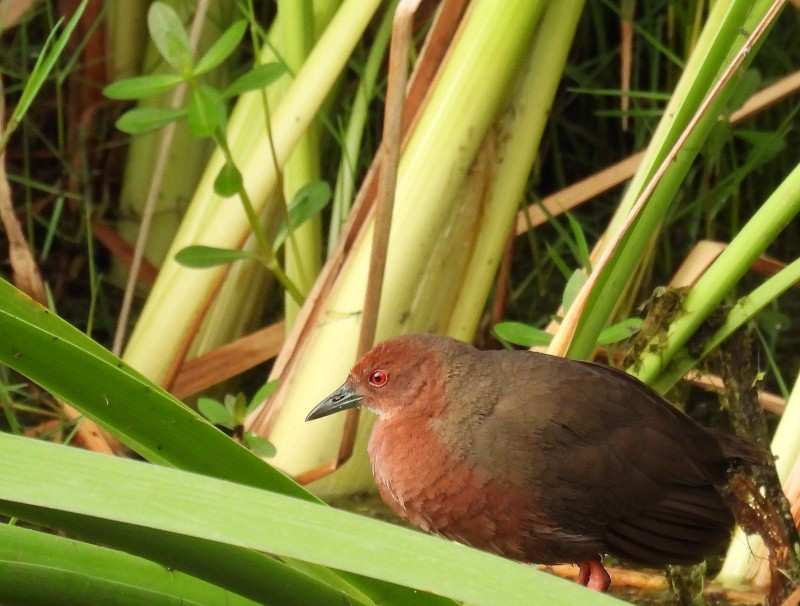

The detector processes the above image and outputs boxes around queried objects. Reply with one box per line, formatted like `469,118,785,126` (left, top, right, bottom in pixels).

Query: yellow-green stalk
106,1,149,80
555,0,776,361
328,2,395,255
449,0,586,340
123,0,382,386
278,0,323,328
184,1,341,362
114,1,237,273
255,0,550,495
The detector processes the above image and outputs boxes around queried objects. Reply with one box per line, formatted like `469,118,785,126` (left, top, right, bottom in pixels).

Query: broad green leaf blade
0,524,258,606
103,74,184,100
0,280,457,606
222,63,288,98
1,504,364,606
188,85,225,138
194,20,248,75
0,434,625,606
148,2,192,72
493,322,552,347
175,245,257,268
116,107,186,135
0,278,308,499
273,180,332,250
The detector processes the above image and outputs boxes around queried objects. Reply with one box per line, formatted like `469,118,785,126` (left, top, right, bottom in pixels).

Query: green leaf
757,308,790,338
562,269,587,312
544,242,572,280
224,394,247,420
103,74,184,100
0,277,308,499
148,2,192,72
198,398,235,428
0,280,459,606
116,107,186,135
214,161,243,197
0,524,256,606
273,181,332,250
493,322,552,348
175,245,258,268
565,213,591,270
726,68,761,114
223,63,288,98
188,85,225,138
195,20,249,75
248,380,279,414
243,432,277,458
597,318,643,345
0,433,624,606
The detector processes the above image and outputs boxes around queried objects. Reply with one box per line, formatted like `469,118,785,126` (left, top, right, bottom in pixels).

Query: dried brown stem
515,69,800,237
171,321,285,399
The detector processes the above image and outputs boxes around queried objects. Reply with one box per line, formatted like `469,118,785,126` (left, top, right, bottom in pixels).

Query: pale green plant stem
328,2,395,256
279,0,322,325
123,0,383,386
261,0,550,495
106,0,149,79
634,159,800,386
448,0,586,340
112,0,212,355
649,258,800,396
215,135,305,306
558,0,779,361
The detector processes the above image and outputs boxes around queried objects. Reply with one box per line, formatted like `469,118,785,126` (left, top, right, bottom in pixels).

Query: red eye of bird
368,370,388,387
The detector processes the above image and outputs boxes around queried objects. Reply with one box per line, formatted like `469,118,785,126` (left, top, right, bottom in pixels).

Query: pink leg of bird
577,559,611,592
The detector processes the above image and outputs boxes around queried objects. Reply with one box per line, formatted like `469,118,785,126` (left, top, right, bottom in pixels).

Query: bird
305,333,767,592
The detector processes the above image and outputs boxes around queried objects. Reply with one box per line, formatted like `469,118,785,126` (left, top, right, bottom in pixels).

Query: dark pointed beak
305,382,364,421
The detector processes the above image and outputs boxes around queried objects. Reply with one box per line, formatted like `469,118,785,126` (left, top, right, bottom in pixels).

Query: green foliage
3,0,800,603
115,107,187,134
213,160,244,196
0,0,89,151
194,21,249,75
273,180,332,251
147,2,193,73
222,63,287,98
101,1,309,302
198,383,279,457
494,321,553,347
494,317,643,349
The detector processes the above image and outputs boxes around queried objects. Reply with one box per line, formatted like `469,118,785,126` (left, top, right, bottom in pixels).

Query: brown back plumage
327,334,767,569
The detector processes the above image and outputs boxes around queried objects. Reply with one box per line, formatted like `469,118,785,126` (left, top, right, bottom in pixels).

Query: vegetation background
0,1,798,605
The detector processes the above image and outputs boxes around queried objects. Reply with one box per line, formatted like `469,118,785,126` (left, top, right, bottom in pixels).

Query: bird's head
305,334,467,422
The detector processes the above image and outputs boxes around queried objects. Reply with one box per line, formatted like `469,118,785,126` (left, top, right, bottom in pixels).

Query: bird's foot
577,559,611,592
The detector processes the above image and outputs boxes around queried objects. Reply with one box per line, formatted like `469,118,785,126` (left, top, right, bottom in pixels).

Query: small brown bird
306,334,765,591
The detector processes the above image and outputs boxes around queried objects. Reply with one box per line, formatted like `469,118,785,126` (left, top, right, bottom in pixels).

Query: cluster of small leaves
197,380,279,457
175,180,332,268
103,2,332,275
103,5,286,140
